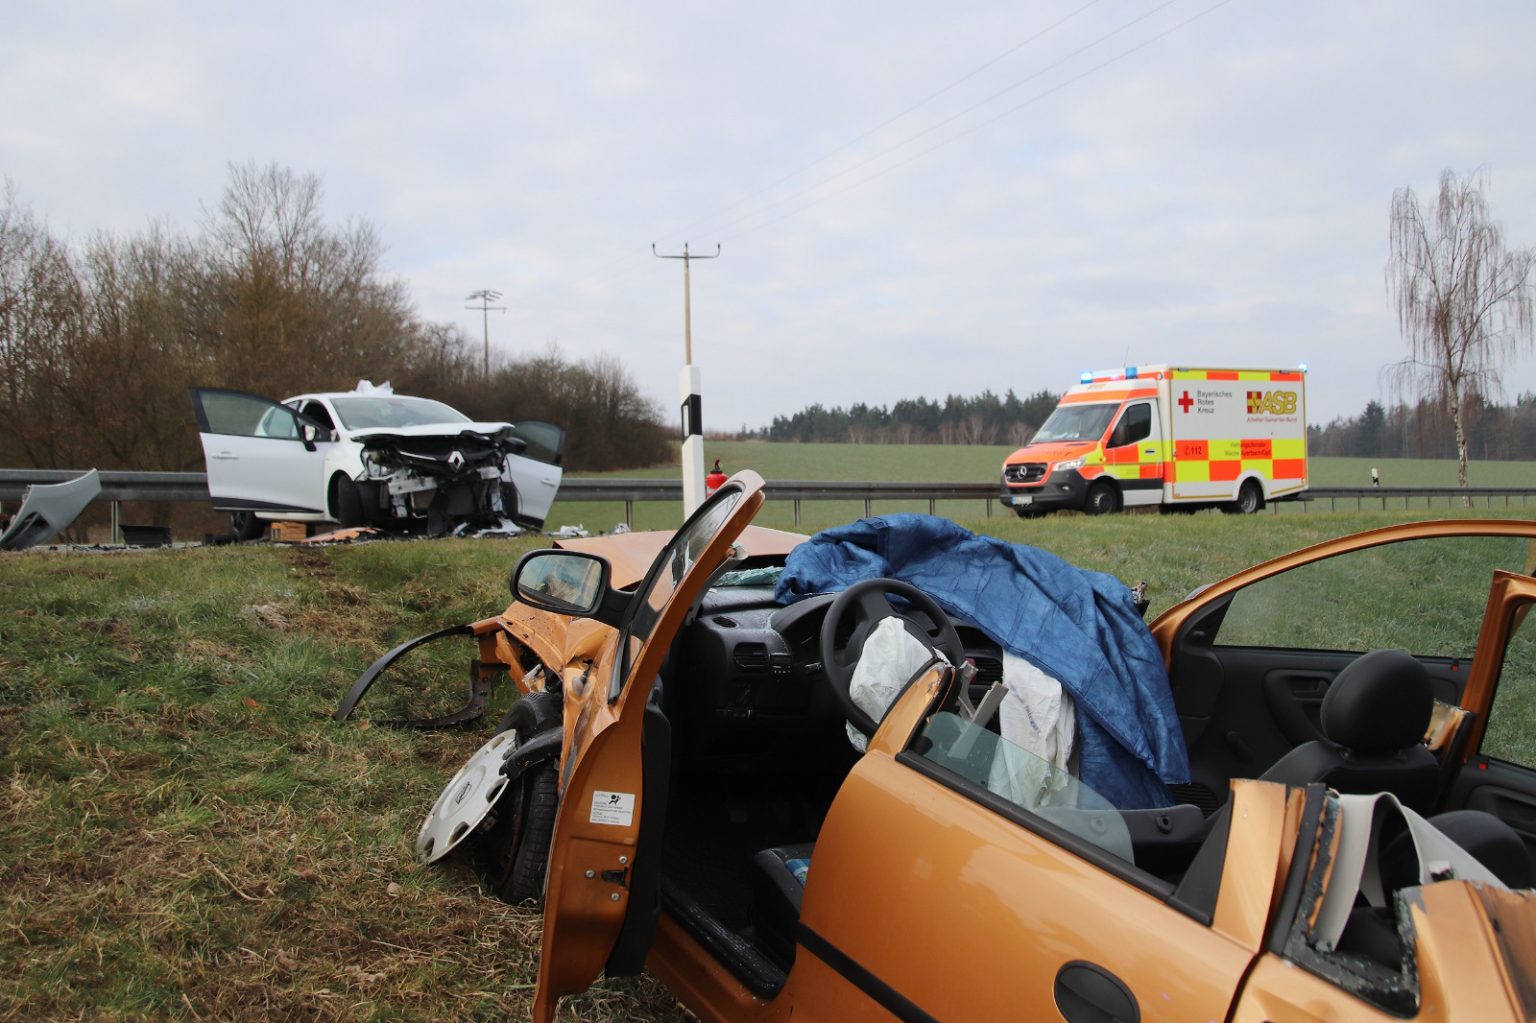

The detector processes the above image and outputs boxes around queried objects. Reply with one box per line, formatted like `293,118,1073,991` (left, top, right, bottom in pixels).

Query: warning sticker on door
589,790,635,827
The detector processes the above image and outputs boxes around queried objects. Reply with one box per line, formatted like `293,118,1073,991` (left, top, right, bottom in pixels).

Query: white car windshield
329,396,472,430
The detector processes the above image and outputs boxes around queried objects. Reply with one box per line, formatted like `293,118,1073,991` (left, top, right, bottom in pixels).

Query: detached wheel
1084,481,1120,516
1224,481,1264,515
477,693,561,905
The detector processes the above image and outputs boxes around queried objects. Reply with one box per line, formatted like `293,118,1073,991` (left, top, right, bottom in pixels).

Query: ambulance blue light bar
1084,367,1143,383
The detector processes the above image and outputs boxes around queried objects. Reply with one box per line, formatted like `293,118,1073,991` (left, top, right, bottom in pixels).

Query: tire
495,691,561,735
477,693,562,905
229,511,266,541
499,482,520,521
332,475,365,527
1084,481,1120,516
1224,481,1264,515
479,761,559,905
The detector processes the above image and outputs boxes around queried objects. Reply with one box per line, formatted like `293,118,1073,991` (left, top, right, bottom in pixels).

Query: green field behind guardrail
548,444,1536,533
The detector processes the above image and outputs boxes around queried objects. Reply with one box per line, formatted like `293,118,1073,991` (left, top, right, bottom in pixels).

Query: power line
561,0,1240,306
721,0,1240,242
713,0,1185,241
465,289,505,375
661,0,1110,244
566,1,1116,293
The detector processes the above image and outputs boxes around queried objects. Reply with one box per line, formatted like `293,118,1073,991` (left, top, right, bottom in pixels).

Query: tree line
8,163,1531,477
1309,395,1536,462
740,386,1536,464
745,389,1062,445
0,164,671,474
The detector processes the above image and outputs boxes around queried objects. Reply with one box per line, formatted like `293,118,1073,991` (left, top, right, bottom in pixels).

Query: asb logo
1247,390,1298,415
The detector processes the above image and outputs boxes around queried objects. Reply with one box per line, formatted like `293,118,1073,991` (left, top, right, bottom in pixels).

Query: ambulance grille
1004,463,1046,485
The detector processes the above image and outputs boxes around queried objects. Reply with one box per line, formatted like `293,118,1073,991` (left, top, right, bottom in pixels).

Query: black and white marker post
653,243,720,517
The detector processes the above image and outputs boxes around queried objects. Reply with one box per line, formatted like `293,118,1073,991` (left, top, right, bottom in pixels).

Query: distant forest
743,390,1536,461
746,390,1062,446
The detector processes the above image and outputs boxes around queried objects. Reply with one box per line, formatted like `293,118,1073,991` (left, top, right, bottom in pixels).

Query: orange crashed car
345,471,1536,1021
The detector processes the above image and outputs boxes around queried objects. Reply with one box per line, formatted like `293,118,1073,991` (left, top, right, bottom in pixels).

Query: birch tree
1388,169,1536,490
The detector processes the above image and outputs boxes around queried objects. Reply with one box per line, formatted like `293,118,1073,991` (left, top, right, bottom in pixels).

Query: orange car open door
532,472,767,1023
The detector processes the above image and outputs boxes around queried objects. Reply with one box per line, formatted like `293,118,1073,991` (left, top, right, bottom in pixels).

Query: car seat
753,843,814,970
1259,649,1440,814
1338,807,1530,966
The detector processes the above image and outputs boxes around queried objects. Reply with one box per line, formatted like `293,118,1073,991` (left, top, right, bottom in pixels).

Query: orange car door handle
1054,961,1137,1023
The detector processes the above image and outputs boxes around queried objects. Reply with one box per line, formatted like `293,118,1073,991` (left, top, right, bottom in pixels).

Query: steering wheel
819,577,965,739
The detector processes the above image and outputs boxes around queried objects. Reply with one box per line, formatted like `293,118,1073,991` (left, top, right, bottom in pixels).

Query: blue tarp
774,514,1189,809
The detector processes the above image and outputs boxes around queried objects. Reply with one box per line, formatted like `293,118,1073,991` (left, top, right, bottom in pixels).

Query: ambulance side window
1109,402,1151,448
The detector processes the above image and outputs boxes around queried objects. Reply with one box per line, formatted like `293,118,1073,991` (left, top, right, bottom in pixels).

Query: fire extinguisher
705,459,727,496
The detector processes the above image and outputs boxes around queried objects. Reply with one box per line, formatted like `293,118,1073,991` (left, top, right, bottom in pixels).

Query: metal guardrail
1300,486,1536,513
4,470,1536,532
567,478,1008,525
0,469,211,502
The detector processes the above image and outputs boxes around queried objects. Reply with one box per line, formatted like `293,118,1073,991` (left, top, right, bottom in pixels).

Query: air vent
1170,783,1222,816
970,655,1004,687
734,644,769,672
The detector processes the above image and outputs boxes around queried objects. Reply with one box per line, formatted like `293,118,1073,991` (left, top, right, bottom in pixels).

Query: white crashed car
191,385,564,539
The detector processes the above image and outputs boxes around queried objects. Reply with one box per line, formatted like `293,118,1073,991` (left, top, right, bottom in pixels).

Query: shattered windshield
1030,403,1118,444
616,485,747,695
330,396,472,430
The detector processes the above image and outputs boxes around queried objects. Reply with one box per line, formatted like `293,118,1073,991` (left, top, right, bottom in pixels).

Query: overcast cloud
4,1,1535,431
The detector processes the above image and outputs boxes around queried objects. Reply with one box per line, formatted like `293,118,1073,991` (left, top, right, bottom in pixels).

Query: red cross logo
1177,390,1194,413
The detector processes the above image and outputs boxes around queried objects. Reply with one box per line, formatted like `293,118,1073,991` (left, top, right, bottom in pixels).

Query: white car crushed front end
351,423,528,535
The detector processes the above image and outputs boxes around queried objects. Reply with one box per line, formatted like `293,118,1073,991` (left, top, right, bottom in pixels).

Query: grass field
547,444,1536,534
8,445,1536,1020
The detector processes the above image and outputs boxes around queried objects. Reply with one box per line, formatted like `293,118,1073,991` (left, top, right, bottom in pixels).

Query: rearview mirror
512,550,610,617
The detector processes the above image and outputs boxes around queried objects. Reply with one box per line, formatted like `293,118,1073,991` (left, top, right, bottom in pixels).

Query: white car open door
190,388,330,516
502,421,565,528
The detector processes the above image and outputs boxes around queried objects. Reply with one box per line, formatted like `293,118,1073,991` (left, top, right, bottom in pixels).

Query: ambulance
1000,365,1307,515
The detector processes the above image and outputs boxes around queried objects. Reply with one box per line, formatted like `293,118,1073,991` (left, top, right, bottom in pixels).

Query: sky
5,1,1536,433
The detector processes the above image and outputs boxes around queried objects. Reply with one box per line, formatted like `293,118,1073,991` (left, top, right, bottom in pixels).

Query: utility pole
653,243,720,516
465,289,506,375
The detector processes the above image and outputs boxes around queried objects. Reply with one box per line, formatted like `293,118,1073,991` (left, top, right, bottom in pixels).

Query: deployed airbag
776,513,1189,809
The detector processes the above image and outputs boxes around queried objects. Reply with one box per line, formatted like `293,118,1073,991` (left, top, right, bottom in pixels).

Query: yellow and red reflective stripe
1060,385,1156,405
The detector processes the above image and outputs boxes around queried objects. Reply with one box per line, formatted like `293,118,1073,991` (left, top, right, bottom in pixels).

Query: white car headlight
1054,456,1085,473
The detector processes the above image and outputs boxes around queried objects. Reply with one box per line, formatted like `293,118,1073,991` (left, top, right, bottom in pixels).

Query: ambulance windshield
1031,403,1118,444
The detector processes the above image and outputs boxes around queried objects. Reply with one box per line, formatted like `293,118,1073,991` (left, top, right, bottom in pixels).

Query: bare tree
1388,168,1536,490
0,183,85,468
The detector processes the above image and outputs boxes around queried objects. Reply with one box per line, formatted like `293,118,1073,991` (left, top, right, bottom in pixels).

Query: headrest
1382,809,1532,891
1321,649,1432,753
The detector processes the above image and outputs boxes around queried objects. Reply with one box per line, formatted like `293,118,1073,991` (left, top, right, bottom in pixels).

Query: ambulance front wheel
1084,481,1121,516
